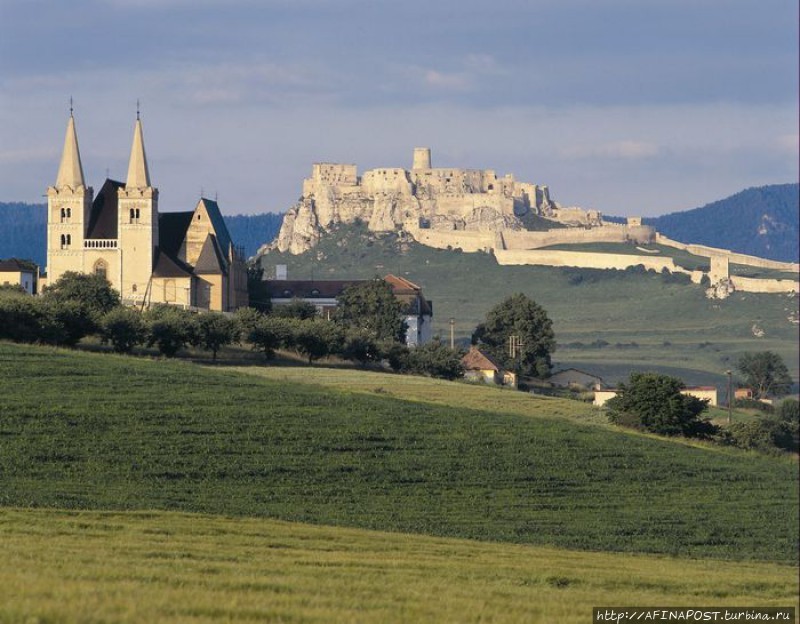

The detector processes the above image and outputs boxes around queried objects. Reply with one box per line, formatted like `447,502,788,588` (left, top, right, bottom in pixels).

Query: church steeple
125,113,151,189
55,111,86,189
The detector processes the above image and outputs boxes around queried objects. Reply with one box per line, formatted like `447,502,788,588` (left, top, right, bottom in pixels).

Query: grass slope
1,343,796,563
257,224,800,384
2,509,797,624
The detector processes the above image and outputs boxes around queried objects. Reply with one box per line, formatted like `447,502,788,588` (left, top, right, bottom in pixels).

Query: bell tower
117,108,159,300
46,105,93,284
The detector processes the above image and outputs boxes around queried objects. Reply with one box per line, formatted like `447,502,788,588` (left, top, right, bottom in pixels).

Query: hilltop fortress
266,148,799,297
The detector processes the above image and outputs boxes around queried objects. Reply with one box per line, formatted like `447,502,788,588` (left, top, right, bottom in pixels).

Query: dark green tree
246,261,272,313
405,339,465,380
736,352,793,399
292,319,343,365
247,316,294,360
334,279,407,343
144,306,198,357
472,293,555,378
272,298,318,320
196,312,240,360
340,328,380,366
606,372,716,438
43,271,120,317
98,307,147,353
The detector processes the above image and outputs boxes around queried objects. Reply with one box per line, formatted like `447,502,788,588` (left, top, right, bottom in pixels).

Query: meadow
258,225,800,384
1,508,797,624
1,342,797,564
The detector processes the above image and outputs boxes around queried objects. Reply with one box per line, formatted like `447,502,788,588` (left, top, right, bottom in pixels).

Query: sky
1,0,797,217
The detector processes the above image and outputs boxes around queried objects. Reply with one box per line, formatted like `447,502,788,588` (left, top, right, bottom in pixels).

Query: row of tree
0,272,465,379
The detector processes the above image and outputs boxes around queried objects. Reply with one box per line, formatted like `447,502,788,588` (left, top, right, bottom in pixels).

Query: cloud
423,70,471,91
559,140,661,160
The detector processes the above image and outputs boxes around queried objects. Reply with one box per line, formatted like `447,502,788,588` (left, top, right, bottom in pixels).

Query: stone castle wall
501,224,654,250
494,249,684,272
656,234,800,272
730,276,800,294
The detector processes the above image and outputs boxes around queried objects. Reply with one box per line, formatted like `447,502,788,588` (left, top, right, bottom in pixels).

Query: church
45,111,248,312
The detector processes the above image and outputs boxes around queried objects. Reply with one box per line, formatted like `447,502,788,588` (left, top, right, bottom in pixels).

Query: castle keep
46,112,248,311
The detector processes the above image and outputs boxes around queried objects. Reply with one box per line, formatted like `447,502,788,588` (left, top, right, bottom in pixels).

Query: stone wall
501,224,655,250
494,249,683,272
656,234,800,272
730,276,799,294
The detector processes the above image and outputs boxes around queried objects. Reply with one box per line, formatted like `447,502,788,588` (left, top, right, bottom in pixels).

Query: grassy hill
257,223,800,386
1,342,796,564
2,509,796,623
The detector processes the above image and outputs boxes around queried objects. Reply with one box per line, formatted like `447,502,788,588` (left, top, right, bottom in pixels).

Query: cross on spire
136,99,140,120
69,96,73,117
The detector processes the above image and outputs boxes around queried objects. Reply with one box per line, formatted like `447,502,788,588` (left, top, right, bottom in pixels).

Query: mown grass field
1,342,797,564
258,225,800,384
2,509,797,624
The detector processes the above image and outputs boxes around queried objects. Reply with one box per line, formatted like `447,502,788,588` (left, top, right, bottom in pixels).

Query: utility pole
726,370,733,425
449,318,455,349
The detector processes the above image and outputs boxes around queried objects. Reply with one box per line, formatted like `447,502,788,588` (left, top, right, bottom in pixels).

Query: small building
462,346,516,386
735,388,754,401
682,386,718,407
263,274,433,347
0,259,38,294
549,368,603,390
594,386,718,407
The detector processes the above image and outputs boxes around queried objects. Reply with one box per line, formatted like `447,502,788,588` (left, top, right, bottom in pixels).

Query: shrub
99,307,147,353
145,307,198,357
196,312,240,360
405,340,464,380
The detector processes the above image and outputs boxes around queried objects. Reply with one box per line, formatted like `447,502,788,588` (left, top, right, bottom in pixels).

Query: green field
2,509,797,624
1,342,797,564
257,224,800,384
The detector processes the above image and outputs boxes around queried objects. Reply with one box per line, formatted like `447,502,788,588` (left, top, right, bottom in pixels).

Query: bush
725,417,797,454
247,316,294,360
734,398,774,414
290,319,343,365
340,329,380,366
405,340,464,380
145,307,198,357
99,307,147,353
606,372,716,438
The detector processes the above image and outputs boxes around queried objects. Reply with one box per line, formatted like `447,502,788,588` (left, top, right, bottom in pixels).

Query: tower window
60,234,66,249
129,208,140,224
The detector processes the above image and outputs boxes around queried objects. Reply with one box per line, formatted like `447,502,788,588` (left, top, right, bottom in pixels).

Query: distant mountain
644,183,799,263
0,202,47,267
224,213,283,259
0,203,283,267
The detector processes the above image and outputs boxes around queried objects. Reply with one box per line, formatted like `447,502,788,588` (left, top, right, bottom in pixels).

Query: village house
461,346,517,387
44,110,248,312
548,367,603,390
0,259,38,295
263,273,433,347
594,386,719,407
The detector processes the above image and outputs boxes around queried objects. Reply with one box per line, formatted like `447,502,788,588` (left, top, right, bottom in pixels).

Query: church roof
197,198,232,258
194,234,228,275
158,211,194,256
125,118,151,189
55,114,86,189
152,248,194,278
86,179,124,239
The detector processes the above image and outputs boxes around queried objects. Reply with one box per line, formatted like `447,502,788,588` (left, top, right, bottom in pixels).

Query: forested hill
644,183,799,263
0,202,46,267
0,203,283,267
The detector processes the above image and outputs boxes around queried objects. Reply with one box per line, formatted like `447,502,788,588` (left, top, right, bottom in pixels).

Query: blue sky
1,0,797,217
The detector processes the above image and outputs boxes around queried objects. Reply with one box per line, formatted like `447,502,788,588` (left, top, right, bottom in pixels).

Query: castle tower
412,147,431,170
117,112,159,300
46,110,94,283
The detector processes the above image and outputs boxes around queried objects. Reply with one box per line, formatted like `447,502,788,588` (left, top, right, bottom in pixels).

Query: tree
196,312,240,360
334,279,407,343
271,298,318,320
98,307,147,353
291,319,343,365
472,293,555,378
246,261,272,313
405,339,465,380
43,271,120,317
736,352,793,399
340,329,380,366
145,306,198,357
247,316,294,360
606,372,716,438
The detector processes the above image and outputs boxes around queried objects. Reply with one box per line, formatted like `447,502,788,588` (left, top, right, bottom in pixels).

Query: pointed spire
125,114,151,189
55,111,86,189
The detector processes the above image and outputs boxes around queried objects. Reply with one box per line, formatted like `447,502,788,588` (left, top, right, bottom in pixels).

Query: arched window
66,207,71,219
60,208,66,223
135,208,140,220
93,260,107,280
66,234,71,246
60,234,66,249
